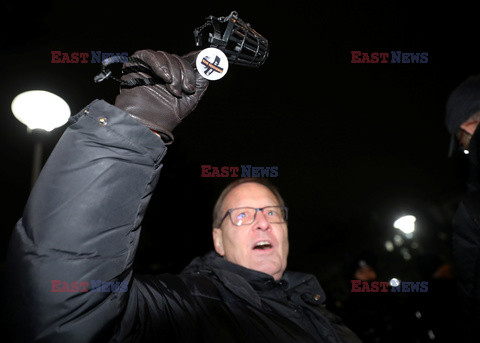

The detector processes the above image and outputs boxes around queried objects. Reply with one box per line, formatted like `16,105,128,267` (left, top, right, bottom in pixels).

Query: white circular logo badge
196,48,229,81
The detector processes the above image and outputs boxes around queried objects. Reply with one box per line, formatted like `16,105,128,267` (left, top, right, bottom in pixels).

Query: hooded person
445,74,480,342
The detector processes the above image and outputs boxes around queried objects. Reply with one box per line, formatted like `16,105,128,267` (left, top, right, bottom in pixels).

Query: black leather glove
114,50,209,144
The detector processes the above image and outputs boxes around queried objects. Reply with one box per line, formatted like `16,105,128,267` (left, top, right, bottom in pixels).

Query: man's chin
250,260,285,280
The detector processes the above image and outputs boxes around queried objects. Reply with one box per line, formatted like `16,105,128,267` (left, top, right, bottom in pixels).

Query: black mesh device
193,11,269,68
94,11,269,85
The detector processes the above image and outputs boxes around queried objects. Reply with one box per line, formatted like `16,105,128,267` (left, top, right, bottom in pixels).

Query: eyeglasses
219,206,288,227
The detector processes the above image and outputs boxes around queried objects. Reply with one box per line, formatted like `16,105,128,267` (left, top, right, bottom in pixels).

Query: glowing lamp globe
11,90,70,131
393,215,416,234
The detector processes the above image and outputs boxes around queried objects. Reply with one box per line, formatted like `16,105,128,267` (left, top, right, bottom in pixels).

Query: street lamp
11,90,70,187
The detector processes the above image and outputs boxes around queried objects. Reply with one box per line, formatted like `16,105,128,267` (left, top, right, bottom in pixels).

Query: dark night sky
0,1,477,302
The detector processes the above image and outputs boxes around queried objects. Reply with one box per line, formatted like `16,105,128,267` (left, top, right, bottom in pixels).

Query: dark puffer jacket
451,127,480,341
1,100,361,342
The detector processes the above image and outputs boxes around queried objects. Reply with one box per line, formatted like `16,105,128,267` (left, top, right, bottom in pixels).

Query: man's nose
254,211,271,230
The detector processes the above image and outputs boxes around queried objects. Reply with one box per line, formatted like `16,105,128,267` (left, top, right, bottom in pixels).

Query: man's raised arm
1,50,208,342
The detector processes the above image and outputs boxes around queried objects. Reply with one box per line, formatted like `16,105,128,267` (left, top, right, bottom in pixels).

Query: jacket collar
182,251,326,307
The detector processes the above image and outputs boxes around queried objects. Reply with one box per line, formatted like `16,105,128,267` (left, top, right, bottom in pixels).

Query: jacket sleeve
1,99,167,342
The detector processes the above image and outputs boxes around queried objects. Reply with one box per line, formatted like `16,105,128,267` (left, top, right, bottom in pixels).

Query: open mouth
253,241,273,250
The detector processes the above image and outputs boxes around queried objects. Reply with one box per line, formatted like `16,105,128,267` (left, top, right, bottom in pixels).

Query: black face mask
467,127,480,191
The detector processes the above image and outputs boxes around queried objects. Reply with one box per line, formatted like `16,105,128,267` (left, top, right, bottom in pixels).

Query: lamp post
11,90,70,188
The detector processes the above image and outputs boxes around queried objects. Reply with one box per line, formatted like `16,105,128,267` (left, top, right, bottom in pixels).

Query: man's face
457,119,480,149
212,183,289,280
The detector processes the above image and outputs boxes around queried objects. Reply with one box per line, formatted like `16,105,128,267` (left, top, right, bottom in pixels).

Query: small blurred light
389,278,401,287
11,90,70,131
393,234,404,246
393,215,416,234
400,247,411,260
415,311,422,319
427,330,435,340
385,241,394,252
464,149,470,155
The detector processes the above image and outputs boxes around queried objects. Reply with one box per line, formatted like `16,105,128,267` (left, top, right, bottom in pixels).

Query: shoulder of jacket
178,270,224,300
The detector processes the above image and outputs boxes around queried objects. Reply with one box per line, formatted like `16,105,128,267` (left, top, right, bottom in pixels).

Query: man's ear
212,228,225,256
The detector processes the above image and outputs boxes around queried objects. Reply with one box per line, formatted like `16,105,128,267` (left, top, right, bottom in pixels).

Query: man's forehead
222,182,279,208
